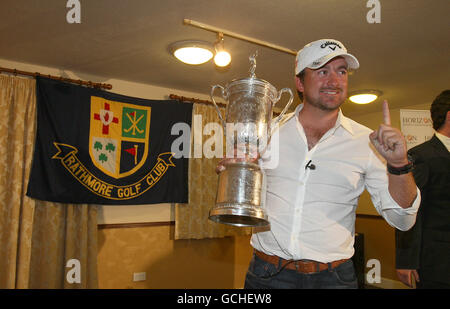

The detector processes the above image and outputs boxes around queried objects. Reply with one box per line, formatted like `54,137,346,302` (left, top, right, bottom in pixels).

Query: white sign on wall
400,109,434,150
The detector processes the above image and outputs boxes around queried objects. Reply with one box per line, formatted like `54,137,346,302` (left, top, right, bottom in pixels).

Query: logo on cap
320,41,342,51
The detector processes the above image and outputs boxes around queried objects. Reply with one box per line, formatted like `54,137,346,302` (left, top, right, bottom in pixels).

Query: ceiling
1,0,449,117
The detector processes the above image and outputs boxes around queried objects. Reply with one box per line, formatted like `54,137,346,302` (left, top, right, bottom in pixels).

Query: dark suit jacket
395,135,450,286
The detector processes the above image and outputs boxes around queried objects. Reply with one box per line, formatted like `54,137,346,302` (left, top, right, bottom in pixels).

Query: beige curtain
0,75,98,288
175,103,251,239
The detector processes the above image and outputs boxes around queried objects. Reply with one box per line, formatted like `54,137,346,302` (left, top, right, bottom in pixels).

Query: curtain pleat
0,75,98,288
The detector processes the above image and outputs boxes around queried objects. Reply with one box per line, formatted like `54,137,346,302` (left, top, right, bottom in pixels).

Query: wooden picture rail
0,66,112,90
169,93,283,116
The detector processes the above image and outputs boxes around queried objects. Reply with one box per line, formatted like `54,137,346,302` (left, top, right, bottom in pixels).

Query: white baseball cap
295,39,359,75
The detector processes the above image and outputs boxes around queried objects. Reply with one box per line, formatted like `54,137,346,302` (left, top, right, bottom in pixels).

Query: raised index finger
382,100,391,125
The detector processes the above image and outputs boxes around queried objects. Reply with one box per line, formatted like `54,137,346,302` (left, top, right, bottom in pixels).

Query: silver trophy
209,53,293,227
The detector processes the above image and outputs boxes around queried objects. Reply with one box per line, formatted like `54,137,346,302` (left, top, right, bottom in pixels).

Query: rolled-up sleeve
377,187,421,231
365,148,421,231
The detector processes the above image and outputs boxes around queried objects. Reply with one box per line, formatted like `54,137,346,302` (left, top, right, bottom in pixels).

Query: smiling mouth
320,89,341,95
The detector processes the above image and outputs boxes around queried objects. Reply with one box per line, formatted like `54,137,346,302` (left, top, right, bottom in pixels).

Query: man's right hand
215,155,259,174
216,158,237,174
396,269,420,288
215,146,260,174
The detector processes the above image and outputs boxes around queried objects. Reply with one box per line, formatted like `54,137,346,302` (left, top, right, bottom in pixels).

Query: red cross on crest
94,102,119,135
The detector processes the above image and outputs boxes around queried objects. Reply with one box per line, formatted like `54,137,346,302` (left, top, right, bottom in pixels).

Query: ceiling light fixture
213,32,231,67
169,40,214,65
349,90,383,104
171,19,298,67
183,19,297,55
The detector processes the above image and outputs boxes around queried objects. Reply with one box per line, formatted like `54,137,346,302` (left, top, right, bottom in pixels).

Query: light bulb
214,50,231,67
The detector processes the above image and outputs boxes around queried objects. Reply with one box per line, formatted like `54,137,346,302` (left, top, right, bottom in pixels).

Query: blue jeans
244,254,358,289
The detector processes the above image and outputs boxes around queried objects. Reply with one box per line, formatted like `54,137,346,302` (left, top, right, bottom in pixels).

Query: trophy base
209,203,269,227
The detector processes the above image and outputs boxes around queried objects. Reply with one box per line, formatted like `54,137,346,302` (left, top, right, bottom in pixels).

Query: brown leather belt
254,250,348,274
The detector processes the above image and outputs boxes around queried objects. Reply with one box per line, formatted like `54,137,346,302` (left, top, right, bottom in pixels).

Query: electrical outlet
133,272,146,282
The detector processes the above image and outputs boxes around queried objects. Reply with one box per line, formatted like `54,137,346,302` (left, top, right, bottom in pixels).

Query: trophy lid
249,52,257,79
225,52,278,97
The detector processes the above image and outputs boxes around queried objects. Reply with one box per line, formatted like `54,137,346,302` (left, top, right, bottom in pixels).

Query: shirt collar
435,132,450,152
337,110,354,135
294,103,355,135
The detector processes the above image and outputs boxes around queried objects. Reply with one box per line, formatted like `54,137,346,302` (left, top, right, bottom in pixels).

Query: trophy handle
210,84,227,130
271,88,294,131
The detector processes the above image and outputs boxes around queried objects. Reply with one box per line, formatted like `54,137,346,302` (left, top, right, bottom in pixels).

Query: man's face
296,57,349,111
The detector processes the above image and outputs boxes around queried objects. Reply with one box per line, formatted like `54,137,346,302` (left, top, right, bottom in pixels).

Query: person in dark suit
396,90,450,288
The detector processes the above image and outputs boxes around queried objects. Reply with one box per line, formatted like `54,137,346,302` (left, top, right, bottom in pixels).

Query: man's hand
215,146,260,174
216,157,240,174
369,100,417,208
369,100,409,167
396,269,420,288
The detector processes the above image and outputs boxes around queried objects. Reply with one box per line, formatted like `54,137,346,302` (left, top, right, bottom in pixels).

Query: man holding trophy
215,39,420,289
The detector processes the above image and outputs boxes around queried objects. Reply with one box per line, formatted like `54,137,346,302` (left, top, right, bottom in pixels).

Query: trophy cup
208,53,293,227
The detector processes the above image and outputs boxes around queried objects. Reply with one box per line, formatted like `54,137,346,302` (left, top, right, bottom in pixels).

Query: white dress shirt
251,104,420,263
435,132,450,152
